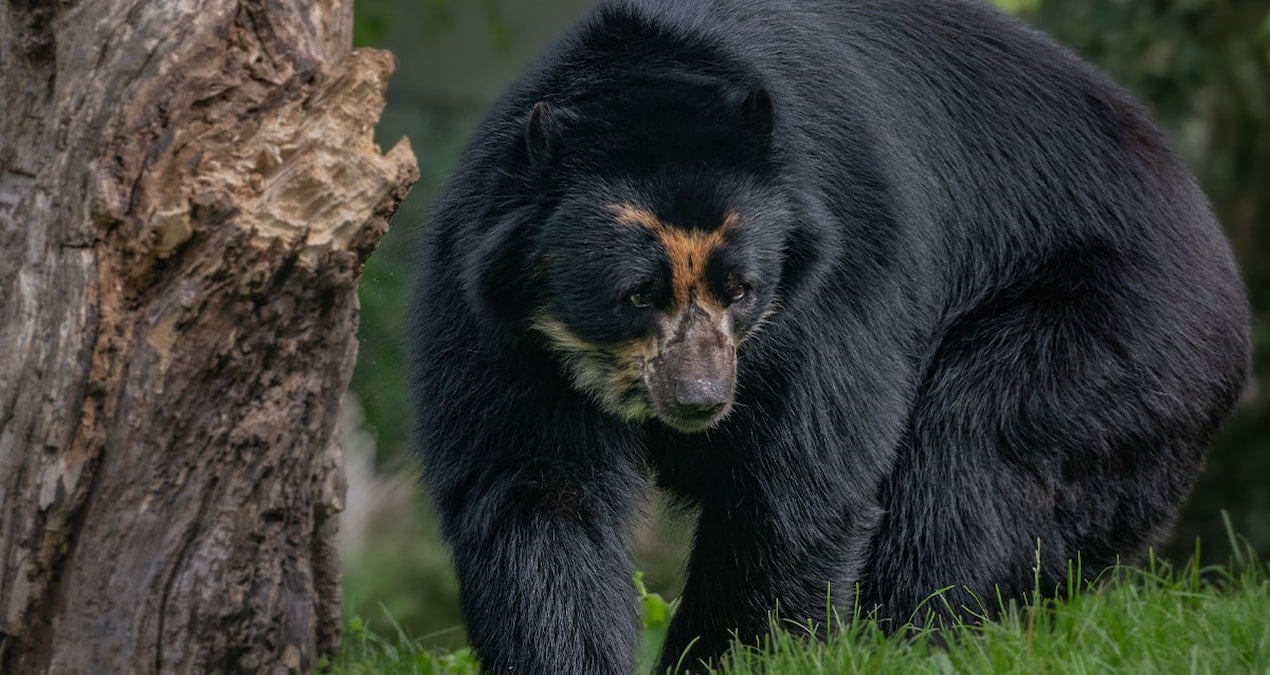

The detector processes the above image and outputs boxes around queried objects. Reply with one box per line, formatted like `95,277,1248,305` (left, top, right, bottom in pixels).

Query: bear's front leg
656,479,882,673
436,457,646,675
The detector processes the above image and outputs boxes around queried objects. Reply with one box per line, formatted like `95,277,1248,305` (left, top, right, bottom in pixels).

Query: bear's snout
646,305,737,432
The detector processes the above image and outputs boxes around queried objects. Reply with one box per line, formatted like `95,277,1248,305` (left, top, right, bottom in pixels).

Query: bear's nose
673,378,729,417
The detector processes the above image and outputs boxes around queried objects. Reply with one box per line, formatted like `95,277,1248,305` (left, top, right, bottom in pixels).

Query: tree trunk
0,0,418,671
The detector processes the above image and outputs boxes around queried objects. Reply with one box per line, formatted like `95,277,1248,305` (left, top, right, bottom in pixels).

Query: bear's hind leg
860,249,1232,630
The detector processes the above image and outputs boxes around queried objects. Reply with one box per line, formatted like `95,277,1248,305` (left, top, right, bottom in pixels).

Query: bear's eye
628,291,654,309
726,281,750,304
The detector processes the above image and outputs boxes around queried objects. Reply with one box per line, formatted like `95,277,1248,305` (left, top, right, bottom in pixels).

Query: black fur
408,1,1251,673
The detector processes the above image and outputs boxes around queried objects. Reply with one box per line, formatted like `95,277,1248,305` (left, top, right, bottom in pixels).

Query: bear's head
531,192,783,433
468,71,811,432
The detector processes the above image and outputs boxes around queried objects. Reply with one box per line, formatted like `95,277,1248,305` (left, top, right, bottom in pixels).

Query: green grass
714,550,1269,674
326,542,1268,674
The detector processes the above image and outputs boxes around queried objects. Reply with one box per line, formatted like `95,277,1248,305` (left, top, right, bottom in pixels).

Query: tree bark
0,0,418,672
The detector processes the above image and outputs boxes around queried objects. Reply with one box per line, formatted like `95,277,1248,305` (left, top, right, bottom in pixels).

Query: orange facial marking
611,205,739,311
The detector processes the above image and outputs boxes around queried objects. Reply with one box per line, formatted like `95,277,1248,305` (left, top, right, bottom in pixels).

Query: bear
407,0,1251,673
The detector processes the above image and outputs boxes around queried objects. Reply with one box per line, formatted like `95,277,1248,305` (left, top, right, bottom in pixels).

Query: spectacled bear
408,1,1251,672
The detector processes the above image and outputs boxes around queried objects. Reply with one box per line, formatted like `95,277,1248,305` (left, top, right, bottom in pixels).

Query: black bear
408,1,1250,673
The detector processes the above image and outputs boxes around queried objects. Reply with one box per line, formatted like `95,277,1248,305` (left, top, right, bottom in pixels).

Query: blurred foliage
354,108,478,465
349,0,1270,642
993,0,1042,13
355,0,514,52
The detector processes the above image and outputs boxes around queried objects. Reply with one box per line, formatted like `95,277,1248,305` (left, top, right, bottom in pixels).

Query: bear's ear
526,101,559,169
742,86,775,143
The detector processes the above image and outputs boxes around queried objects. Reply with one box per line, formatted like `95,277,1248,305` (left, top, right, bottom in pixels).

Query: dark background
343,0,1270,644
